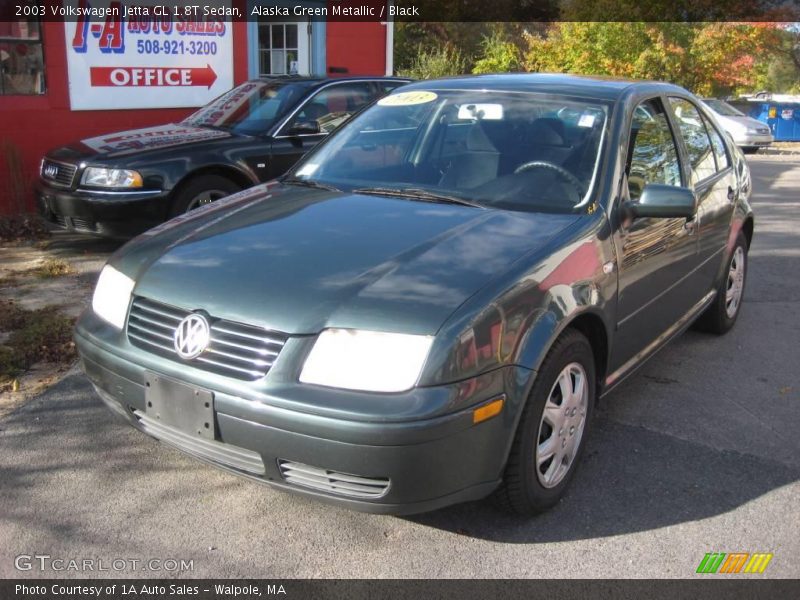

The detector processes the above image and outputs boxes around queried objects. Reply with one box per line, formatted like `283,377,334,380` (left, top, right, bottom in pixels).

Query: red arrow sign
89,64,217,88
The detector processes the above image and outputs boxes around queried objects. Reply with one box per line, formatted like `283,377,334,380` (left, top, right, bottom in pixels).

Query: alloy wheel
185,189,229,212
535,362,588,488
725,246,746,318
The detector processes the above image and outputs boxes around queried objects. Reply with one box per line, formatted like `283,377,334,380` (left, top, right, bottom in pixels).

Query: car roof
250,75,411,89
398,73,688,102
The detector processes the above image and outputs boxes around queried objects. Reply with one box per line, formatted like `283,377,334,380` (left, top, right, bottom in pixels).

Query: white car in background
703,98,773,153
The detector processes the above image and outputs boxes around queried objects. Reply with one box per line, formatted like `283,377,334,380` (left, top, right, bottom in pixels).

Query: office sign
63,0,233,110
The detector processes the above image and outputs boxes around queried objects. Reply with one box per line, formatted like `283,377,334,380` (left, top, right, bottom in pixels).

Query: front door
609,97,702,377
268,81,385,178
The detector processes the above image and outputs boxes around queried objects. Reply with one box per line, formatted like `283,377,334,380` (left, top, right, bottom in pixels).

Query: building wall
326,22,388,76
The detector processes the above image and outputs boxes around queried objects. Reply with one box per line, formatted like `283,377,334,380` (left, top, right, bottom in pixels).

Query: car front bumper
731,132,774,148
74,311,533,514
36,181,170,238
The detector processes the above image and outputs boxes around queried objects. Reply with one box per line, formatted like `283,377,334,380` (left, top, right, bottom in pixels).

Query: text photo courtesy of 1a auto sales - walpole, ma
0,0,799,598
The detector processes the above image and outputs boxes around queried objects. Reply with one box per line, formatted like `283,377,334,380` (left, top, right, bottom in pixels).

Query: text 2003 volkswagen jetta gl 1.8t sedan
76,74,753,515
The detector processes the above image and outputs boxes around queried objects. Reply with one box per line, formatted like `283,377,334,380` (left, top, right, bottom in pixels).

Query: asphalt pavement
1,156,798,579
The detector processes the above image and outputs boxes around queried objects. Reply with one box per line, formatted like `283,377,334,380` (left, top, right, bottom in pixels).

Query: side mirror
287,120,321,136
622,184,697,219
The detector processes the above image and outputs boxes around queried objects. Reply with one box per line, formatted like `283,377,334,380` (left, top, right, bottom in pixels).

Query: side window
668,98,717,183
626,99,682,201
702,114,731,171
285,83,375,134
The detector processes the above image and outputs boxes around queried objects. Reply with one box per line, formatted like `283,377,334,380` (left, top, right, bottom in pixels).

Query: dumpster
745,101,800,141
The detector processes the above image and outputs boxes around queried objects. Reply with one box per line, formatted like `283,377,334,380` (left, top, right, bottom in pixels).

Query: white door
258,21,310,76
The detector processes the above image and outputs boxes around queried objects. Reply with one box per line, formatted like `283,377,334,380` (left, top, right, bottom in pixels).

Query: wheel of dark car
513,161,585,196
493,328,595,515
170,175,242,217
694,231,748,334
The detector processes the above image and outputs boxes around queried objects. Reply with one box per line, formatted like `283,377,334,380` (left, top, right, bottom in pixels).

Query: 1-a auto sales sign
64,0,233,110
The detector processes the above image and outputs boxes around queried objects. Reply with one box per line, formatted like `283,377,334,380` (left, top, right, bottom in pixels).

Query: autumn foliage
523,22,783,96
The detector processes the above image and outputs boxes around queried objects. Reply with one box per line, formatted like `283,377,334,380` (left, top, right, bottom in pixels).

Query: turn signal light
472,396,505,424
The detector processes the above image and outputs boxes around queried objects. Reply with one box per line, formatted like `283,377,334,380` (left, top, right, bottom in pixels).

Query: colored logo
696,552,773,574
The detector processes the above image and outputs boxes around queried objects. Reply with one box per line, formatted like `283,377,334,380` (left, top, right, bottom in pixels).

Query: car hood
45,123,236,163
116,184,580,335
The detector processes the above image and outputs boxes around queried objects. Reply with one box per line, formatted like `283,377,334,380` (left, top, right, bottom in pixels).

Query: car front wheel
494,328,595,515
170,175,241,217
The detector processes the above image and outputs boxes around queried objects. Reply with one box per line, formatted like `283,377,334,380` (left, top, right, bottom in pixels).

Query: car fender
169,162,260,197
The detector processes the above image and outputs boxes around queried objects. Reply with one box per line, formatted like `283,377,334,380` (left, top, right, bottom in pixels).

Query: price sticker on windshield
378,91,438,106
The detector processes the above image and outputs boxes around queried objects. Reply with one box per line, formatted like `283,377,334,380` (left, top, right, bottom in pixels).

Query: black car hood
45,123,235,162
119,184,580,335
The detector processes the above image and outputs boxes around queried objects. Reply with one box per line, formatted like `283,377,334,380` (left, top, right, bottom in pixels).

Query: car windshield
183,80,309,135
290,89,610,214
704,99,745,117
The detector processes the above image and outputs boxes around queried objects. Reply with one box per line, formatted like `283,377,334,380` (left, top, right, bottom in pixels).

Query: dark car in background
75,74,753,515
37,76,409,238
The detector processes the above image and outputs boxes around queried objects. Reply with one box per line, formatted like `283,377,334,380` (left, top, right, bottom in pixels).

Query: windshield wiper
281,177,341,192
353,187,485,209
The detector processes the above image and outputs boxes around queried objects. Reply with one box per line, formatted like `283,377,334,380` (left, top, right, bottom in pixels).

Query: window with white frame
258,21,303,76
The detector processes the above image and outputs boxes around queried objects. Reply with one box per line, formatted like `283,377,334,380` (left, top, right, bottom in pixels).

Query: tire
493,328,595,515
741,147,759,155
694,231,748,334
169,175,241,217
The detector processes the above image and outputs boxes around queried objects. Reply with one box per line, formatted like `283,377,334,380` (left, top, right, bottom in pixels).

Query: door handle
727,186,736,201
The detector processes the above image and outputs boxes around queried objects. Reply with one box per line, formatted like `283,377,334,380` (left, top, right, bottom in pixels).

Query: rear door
667,97,737,291
610,97,702,374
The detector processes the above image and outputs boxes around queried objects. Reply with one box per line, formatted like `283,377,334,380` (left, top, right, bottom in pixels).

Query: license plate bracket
144,373,215,440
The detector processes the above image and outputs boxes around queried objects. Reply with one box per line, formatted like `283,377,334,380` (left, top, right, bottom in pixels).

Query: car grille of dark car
126,296,288,381
278,459,391,499
41,159,77,188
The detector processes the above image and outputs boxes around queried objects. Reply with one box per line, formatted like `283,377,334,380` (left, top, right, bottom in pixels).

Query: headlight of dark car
81,167,143,189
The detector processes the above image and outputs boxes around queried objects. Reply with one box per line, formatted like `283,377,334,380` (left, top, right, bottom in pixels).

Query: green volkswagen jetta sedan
75,74,753,515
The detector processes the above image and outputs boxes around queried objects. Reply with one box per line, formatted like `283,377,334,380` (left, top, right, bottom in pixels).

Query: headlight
92,265,135,329
299,329,433,392
81,167,143,188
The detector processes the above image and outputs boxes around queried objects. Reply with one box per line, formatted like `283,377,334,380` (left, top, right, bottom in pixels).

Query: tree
523,22,781,96
472,30,523,74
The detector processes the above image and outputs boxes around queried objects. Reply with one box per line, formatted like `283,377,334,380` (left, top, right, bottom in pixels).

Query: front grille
41,159,77,188
135,411,265,475
127,296,287,381
278,460,390,499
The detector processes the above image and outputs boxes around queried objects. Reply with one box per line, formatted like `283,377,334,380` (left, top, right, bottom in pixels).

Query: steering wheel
514,161,584,197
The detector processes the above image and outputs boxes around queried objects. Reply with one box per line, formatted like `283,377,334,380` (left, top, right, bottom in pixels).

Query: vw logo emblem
174,313,211,360
44,164,58,178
